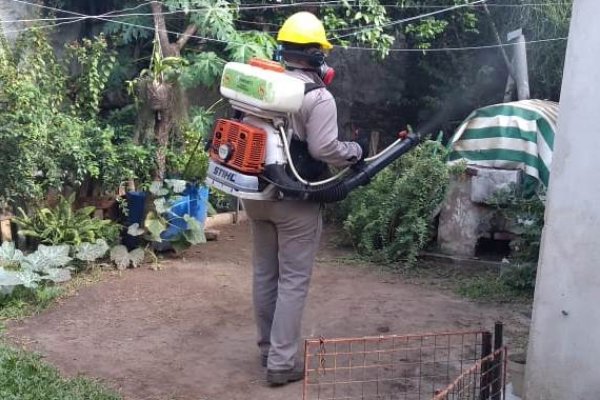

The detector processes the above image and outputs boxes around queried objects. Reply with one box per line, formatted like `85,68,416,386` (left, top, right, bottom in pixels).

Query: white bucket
507,352,527,399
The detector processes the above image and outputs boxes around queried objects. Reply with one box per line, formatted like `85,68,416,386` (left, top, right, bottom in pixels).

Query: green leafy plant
14,195,120,247
168,106,216,183
490,186,546,265
75,240,110,263
485,186,546,294
127,180,207,253
0,242,24,270
109,245,146,270
66,35,117,119
21,245,72,272
0,241,74,295
324,0,395,57
0,268,22,295
0,29,150,207
180,52,226,88
340,140,451,266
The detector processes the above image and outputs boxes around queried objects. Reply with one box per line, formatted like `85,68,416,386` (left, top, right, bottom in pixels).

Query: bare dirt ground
7,222,530,400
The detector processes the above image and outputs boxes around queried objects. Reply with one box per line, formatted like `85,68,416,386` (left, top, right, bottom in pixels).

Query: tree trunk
149,2,184,180
153,111,174,181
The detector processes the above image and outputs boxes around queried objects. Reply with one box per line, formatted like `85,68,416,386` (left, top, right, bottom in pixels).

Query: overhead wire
1,16,88,35
4,0,489,43
342,36,568,52
3,0,572,22
4,0,569,52
2,16,82,23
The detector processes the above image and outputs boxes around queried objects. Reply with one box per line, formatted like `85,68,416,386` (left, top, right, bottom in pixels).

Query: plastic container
124,191,148,250
160,184,209,241
220,61,305,113
508,353,526,398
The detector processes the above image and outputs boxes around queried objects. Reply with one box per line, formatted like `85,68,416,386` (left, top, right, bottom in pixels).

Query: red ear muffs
320,64,336,86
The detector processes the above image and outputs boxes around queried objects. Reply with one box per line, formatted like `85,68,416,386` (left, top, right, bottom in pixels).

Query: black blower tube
263,133,421,203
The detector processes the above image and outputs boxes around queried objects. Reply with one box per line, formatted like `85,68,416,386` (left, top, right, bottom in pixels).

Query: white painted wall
525,0,600,399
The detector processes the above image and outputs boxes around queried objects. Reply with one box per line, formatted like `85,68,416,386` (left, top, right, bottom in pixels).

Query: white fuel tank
220,62,305,114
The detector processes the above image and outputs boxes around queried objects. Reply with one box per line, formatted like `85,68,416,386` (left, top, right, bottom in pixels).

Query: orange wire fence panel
303,329,507,400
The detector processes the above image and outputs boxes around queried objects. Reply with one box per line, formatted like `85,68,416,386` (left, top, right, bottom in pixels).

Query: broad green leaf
110,245,130,270
110,245,145,269
154,198,170,214
180,52,225,88
127,223,145,237
225,32,275,63
182,215,206,245
0,267,23,294
37,244,72,267
75,239,109,262
129,248,145,268
21,251,52,272
165,179,187,194
16,269,41,289
144,212,167,242
149,181,168,196
0,241,23,266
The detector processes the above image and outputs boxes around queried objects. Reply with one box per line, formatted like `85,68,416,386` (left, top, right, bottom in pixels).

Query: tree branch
151,1,177,57
176,24,198,51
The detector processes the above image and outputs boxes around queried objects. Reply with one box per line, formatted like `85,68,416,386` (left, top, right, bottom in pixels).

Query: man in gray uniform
242,11,367,386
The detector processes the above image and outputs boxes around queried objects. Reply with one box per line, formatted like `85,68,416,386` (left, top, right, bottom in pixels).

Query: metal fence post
479,331,492,400
492,322,504,400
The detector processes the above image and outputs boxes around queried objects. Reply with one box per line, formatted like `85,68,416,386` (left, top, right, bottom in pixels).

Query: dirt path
7,223,530,400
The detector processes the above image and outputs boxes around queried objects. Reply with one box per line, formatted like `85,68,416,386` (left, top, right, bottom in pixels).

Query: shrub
340,140,452,266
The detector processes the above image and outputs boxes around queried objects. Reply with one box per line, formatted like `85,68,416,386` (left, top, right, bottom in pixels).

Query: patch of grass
0,343,121,400
0,286,64,320
378,260,534,303
0,267,108,322
457,274,534,302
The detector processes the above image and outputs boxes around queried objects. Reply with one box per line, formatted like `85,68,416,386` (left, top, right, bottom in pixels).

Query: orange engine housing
210,119,267,174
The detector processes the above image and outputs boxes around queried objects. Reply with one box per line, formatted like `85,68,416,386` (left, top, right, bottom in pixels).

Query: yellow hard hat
277,12,333,50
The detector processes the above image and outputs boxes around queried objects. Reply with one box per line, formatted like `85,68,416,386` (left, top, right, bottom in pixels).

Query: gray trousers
242,199,322,371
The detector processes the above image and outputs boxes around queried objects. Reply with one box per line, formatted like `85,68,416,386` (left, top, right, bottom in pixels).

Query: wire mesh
432,348,507,400
303,330,506,400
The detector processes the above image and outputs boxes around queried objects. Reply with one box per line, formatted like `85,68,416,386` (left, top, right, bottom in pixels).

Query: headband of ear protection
274,45,336,86
275,46,326,68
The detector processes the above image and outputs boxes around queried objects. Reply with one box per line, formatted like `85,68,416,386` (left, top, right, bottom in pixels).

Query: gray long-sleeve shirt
286,69,362,168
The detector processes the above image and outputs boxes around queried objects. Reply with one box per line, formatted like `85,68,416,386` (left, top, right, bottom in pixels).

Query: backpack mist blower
205,58,421,203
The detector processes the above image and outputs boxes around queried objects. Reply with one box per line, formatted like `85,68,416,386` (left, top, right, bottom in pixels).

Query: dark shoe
261,353,268,368
266,367,304,386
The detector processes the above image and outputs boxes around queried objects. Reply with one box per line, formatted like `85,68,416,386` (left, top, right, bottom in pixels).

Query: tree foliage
0,30,157,208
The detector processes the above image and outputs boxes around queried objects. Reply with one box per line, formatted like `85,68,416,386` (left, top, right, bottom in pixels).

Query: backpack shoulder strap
304,82,325,94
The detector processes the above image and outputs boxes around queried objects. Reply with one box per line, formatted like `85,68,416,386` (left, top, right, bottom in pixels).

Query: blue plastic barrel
124,191,148,249
161,184,209,240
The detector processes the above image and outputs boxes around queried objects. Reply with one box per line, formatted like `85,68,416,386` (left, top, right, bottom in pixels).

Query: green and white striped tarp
448,99,559,187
